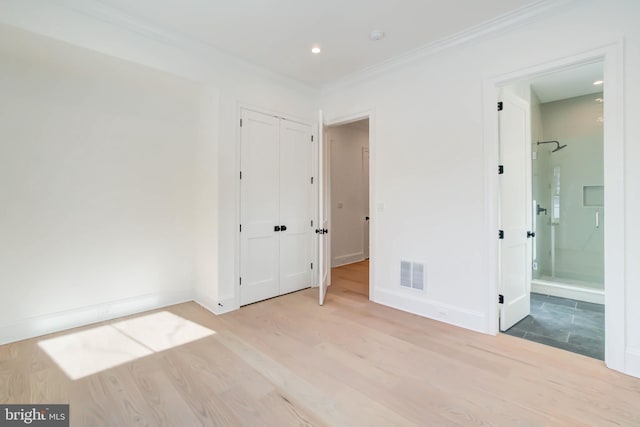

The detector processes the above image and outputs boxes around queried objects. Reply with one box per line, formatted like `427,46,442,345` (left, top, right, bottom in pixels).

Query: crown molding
54,0,572,93
322,0,574,94
59,0,317,91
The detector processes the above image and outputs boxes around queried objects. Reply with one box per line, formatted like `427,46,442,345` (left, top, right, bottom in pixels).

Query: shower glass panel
531,93,604,291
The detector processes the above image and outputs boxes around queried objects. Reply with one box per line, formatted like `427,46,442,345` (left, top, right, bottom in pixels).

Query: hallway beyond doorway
331,259,369,299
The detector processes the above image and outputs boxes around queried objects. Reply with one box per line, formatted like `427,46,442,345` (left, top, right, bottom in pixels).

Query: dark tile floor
504,293,604,360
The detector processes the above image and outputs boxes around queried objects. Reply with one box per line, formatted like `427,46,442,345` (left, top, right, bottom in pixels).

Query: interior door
279,119,313,294
499,88,533,331
363,147,370,259
240,109,280,306
318,111,331,305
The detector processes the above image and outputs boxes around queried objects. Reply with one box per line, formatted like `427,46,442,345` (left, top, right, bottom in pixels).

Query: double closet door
240,109,314,306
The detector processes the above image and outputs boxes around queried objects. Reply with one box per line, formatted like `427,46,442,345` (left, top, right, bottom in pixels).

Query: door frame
321,110,376,301
483,42,625,373
235,104,315,309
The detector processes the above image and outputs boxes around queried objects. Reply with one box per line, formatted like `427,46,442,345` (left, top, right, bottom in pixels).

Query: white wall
320,0,640,376
0,24,205,342
0,0,319,341
329,121,369,267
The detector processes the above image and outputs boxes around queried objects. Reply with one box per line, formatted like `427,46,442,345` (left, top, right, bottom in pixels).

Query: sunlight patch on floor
38,311,215,380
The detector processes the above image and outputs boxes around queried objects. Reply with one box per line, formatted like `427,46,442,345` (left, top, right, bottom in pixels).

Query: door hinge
240,118,243,127
310,219,313,227
239,277,242,286
311,262,313,269
498,230,504,239
498,294,504,304
240,224,242,232
311,135,314,142
310,177,314,184
498,165,504,175
497,101,503,111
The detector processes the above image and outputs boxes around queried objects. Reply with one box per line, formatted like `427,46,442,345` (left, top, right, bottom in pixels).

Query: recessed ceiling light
593,80,604,85
369,30,385,41
311,46,321,54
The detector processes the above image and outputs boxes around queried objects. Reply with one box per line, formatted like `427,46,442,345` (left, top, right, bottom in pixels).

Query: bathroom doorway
500,61,606,360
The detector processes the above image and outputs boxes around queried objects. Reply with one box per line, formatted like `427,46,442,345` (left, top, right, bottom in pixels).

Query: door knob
280,225,287,231
274,225,281,232
365,216,370,221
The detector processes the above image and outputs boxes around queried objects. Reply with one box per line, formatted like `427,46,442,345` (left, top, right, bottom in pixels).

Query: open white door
318,110,331,305
499,88,532,331
363,147,370,259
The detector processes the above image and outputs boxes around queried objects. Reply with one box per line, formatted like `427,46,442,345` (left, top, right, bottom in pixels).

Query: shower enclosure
530,93,604,303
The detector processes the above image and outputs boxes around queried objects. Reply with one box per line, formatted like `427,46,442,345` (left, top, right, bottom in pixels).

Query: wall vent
400,261,425,290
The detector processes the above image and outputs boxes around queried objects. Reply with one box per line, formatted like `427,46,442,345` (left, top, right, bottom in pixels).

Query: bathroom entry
326,118,370,298
498,61,606,360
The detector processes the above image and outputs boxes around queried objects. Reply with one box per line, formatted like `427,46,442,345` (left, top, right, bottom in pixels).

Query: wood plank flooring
2,260,640,426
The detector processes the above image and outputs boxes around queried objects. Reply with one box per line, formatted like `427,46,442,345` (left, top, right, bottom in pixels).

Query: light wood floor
2,260,640,426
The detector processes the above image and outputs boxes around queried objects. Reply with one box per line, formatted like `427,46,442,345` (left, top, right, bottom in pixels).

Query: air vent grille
400,261,412,287
400,261,425,290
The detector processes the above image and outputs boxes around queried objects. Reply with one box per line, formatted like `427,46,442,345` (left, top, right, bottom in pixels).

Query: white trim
376,288,487,334
483,42,626,374
332,252,366,268
324,110,376,301
531,280,604,304
58,0,316,90
323,0,571,93
238,103,313,128
626,348,640,378
30,0,568,93
194,293,236,315
0,290,193,345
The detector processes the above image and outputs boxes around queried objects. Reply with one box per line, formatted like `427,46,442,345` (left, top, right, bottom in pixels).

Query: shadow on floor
504,293,604,360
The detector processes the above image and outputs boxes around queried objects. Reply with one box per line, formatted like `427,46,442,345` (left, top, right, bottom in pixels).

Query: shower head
551,144,568,152
537,140,567,153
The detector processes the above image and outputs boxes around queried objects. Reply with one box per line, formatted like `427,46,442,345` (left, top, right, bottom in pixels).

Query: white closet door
240,110,280,306
279,119,313,294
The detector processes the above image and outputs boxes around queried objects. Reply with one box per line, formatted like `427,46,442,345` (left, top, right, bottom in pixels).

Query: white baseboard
625,347,640,379
0,289,193,345
531,280,604,304
374,288,488,334
194,292,237,315
332,252,365,268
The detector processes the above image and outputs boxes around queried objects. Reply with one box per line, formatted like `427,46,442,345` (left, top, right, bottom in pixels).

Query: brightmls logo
0,405,68,426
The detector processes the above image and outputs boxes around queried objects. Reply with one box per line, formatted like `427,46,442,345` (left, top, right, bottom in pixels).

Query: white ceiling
94,0,542,86
531,61,604,103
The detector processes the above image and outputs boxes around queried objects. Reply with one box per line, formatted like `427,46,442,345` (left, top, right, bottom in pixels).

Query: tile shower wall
533,92,604,286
